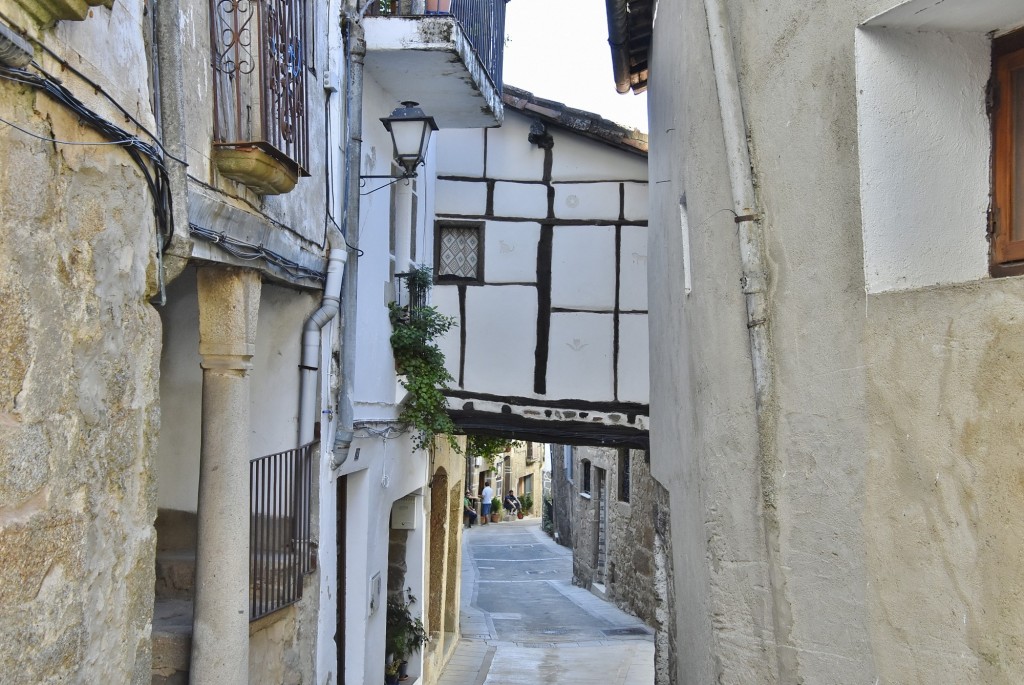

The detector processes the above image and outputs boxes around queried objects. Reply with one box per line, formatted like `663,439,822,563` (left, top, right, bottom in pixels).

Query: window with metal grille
435,223,483,282
210,0,310,176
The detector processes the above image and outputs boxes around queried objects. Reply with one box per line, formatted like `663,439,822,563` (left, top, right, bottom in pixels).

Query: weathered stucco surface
649,0,1024,683
0,68,160,683
865,280,1024,683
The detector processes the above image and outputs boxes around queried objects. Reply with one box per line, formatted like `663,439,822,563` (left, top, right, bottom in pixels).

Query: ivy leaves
388,289,458,452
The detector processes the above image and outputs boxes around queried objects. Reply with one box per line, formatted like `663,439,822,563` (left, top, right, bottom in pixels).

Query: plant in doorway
385,590,429,682
389,266,459,452
520,493,534,517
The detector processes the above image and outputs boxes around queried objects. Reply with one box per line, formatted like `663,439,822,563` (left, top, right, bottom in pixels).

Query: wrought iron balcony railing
249,442,315,621
362,0,507,94
211,0,311,176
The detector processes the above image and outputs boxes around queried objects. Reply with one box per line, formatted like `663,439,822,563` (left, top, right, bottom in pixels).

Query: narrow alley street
437,518,654,685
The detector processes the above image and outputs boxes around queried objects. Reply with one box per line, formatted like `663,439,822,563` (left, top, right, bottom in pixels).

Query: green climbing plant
465,435,522,470
389,266,459,452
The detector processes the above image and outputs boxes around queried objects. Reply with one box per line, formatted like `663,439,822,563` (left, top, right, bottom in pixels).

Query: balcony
362,0,506,128
210,0,311,194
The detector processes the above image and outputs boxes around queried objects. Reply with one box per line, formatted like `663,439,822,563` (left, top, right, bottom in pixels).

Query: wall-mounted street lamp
363,101,438,181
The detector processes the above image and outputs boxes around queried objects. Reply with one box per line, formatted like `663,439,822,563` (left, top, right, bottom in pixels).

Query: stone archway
427,468,449,638
443,482,462,653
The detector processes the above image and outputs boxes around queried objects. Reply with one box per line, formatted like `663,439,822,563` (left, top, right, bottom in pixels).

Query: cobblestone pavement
436,518,654,685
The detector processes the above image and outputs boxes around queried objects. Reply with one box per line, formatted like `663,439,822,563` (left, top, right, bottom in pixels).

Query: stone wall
560,446,675,683
0,20,161,682
548,445,575,547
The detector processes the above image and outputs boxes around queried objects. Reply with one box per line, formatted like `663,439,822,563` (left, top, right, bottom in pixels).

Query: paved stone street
437,518,654,685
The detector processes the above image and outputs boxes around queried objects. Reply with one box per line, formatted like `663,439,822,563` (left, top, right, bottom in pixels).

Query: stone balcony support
190,266,261,685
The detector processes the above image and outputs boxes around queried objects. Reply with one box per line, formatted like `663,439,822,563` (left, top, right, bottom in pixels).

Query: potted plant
490,497,502,523
385,591,429,683
389,266,459,452
520,493,533,518
384,659,401,685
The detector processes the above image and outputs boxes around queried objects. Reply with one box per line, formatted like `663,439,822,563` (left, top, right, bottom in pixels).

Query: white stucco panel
435,179,487,216
856,28,990,293
619,225,648,311
436,128,485,177
551,225,616,310
486,115,545,181
432,285,463,383
492,182,549,219
549,130,647,182
547,313,614,400
622,182,649,222
463,286,538,397
617,314,649,404
484,221,541,283
554,183,620,221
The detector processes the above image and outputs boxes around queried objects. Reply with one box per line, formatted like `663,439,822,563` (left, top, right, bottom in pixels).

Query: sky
501,0,649,132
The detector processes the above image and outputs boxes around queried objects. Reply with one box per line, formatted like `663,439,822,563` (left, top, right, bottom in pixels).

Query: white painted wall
460,286,539,397
551,226,617,310
157,273,315,512
434,109,649,408
486,114,546,181
856,27,991,293
327,69,441,685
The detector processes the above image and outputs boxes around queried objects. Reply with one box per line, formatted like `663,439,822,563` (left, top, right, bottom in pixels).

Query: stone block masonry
0,80,162,683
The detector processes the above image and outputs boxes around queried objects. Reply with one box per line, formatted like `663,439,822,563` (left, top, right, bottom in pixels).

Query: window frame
434,221,485,284
581,459,591,495
617,448,631,503
991,28,1024,273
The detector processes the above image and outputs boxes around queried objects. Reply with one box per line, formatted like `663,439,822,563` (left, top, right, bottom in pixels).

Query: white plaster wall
619,226,649,312
856,28,991,293
554,183,621,221
251,283,317,457
353,77,414,415
547,312,614,399
157,271,202,513
623,182,649,222
618,314,649,404
549,128,648,182
435,179,488,216
463,286,538,397
486,115,546,181
436,128,485,177
157,273,314,512
432,285,462,382
483,221,542,283
492,182,549,219
551,226,617,310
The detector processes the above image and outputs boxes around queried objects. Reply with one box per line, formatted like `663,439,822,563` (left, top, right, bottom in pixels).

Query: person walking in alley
480,481,493,524
464,490,478,528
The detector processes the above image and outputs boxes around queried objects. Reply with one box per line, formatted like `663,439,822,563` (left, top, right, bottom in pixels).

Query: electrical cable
0,63,175,251
189,222,326,282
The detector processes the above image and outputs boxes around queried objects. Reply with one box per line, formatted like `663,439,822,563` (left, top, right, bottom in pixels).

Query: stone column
191,266,261,685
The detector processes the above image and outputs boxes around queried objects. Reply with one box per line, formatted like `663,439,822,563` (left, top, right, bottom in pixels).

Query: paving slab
436,519,654,685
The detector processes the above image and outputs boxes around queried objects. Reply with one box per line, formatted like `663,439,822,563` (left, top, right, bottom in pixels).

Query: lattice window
436,224,483,282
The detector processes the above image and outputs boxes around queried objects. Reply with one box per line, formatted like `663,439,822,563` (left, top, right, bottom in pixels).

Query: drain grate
602,627,651,637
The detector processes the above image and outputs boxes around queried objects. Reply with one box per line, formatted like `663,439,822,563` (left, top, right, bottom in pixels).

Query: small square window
435,223,483,282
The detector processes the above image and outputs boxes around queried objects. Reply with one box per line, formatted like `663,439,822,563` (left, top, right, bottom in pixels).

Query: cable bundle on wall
0,62,175,250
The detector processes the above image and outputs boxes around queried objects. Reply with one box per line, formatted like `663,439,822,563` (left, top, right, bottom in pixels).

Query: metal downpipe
299,249,347,445
702,0,793,679
331,15,365,469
